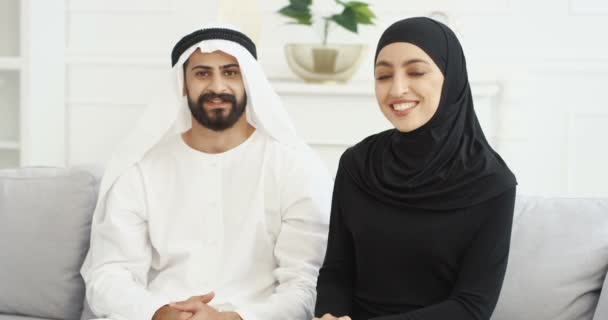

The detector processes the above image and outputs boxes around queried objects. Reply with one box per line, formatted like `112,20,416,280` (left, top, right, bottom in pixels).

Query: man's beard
187,91,247,132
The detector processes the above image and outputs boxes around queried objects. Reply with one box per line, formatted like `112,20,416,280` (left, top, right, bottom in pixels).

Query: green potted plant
278,0,376,83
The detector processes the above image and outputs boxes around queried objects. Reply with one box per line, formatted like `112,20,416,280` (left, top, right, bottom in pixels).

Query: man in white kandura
81,25,333,320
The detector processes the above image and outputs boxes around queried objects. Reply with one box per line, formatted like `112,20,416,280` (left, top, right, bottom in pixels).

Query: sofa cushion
0,167,98,320
492,195,608,320
593,268,608,320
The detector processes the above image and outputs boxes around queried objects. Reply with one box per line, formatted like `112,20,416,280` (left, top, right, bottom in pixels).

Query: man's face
183,49,247,131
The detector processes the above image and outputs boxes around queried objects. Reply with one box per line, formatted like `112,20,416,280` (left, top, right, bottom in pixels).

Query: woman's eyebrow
403,59,429,66
375,59,429,68
375,60,392,68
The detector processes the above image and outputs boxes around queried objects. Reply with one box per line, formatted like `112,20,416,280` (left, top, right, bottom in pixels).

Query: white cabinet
0,0,65,168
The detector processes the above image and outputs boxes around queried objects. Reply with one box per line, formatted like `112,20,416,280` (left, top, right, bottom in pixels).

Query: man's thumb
198,291,215,303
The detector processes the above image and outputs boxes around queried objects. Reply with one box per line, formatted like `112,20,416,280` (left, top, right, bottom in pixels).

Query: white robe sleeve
81,165,170,320
235,145,333,320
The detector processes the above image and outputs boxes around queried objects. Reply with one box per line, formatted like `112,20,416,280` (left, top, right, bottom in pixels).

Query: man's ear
182,58,189,97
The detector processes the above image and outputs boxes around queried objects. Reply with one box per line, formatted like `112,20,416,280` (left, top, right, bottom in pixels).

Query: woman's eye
408,71,426,77
376,75,392,80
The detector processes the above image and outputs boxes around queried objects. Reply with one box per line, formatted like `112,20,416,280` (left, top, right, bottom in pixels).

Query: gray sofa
0,167,607,320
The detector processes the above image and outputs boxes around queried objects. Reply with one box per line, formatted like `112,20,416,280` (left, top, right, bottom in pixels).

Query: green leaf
278,6,301,17
285,21,311,26
355,16,373,25
354,11,375,24
354,5,375,18
292,0,312,5
343,1,369,8
278,6,312,25
342,1,376,25
331,7,358,33
278,1,310,15
289,0,312,11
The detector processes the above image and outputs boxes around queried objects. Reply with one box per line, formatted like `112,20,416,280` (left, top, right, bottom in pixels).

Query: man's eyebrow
220,64,240,69
191,65,212,70
190,64,240,71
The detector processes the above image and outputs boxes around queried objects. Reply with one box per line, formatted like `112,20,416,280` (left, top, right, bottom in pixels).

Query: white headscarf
87,24,299,230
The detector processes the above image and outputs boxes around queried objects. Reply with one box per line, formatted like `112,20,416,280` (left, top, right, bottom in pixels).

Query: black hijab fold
343,17,517,211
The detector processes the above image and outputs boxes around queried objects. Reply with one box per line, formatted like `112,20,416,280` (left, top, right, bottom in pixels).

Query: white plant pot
285,43,367,83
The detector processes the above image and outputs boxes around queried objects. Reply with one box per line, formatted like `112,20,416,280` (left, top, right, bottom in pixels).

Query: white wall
21,0,66,167
65,0,218,165
63,0,608,197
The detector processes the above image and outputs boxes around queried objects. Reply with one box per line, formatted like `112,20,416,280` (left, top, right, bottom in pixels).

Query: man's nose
208,74,228,93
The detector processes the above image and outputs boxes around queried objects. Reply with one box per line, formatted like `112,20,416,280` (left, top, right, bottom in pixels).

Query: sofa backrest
492,195,608,320
1,167,606,320
0,167,99,320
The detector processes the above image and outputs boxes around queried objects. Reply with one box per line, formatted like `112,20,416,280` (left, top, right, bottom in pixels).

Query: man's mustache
198,92,237,105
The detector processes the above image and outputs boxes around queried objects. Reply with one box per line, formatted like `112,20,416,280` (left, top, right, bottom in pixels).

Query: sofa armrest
593,268,608,320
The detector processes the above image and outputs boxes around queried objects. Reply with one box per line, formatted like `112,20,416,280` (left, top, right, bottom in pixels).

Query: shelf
0,140,20,150
0,57,22,70
271,80,373,96
270,79,501,98
0,148,19,168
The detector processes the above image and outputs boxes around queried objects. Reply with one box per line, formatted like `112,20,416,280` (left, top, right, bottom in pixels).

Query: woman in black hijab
314,17,517,320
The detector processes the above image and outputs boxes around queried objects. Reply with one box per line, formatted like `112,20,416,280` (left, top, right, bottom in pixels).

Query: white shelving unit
0,0,21,168
0,0,65,168
0,57,22,70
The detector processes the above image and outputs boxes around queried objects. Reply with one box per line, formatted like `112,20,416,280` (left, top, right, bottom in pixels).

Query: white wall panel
20,0,66,166
570,0,608,14
309,144,349,178
495,136,569,196
67,13,176,52
67,64,169,104
68,0,172,12
68,104,146,165
261,0,510,14
568,114,608,196
58,0,608,197
281,94,389,144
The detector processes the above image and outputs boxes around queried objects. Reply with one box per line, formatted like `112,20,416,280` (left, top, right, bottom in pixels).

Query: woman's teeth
392,102,418,111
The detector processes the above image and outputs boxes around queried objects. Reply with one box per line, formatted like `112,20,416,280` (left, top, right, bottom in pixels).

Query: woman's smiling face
374,42,445,132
